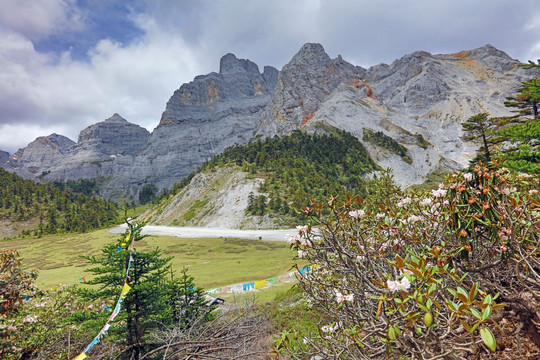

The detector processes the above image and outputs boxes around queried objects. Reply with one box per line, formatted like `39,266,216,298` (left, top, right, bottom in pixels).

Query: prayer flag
243,283,254,291
267,277,278,284
120,283,131,298
254,280,266,289
230,284,243,293
72,353,87,360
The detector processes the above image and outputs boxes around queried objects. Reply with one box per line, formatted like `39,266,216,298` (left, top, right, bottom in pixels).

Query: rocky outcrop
73,113,149,157
0,150,9,165
128,53,278,192
258,43,366,134
5,134,75,175
259,43,534,187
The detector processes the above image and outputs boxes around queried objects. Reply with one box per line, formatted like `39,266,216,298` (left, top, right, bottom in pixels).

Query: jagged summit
74,114,150,157
219,53,260,74
105,113,129,122
289,43,332,65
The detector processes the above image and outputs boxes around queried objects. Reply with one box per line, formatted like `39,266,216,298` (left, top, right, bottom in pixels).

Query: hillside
0,168,118,238
143,128,379,228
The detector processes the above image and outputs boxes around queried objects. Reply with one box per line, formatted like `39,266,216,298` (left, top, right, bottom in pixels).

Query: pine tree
80,221,175,359
462,113,498,165
168,267,213,330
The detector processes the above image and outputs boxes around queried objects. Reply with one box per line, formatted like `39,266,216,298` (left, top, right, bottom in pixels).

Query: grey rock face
258,43,366,134
31,114,150,187
132,53,278,192
0,150,9,165
73,113,149,157
259,43,534,187
5,134,75,174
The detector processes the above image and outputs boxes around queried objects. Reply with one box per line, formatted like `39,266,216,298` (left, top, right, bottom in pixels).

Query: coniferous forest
0,168,118,236
163,128,381,218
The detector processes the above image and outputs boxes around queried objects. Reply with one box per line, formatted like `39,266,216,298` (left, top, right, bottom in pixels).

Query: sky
0,0,539,154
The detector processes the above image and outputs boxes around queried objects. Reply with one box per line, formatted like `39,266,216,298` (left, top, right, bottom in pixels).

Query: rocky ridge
1,43,535,201
258,43,533,186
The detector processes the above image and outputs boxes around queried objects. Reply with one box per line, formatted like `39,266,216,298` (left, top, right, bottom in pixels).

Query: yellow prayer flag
120,283,131,298
72,353,87,360
254,280,266,289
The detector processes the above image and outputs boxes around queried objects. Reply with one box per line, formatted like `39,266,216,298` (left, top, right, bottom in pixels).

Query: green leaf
482,305,492,320
480,327,497,351
470,308,482,320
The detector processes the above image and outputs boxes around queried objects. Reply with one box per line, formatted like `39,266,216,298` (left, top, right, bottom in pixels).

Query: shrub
284,165,539,359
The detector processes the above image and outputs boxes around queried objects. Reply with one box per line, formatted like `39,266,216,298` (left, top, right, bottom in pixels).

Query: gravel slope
110,224,295,242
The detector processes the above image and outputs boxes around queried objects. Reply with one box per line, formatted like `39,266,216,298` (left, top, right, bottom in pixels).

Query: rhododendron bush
286,167,539,359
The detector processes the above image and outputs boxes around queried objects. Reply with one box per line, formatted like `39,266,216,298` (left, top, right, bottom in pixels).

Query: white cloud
0,13,205,153
0,0,83,40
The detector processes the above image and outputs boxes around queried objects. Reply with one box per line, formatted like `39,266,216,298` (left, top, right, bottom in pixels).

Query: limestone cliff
258,43,534,187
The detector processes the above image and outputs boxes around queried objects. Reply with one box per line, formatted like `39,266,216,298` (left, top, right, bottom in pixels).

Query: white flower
287,233,299,243
335,291,354,303
297,250,307,259
501,187,510,195
419,198,432,206
397,197,411,207
376,212,386,219
348,209,365,219
431,189,447,198
23,315,37,323
406,215,425,223
529,189,538,195
463,173,473,181
344,294,354,302
321,325,334,333
387,276,411,292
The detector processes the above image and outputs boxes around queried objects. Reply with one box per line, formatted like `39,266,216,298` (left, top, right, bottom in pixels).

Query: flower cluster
386,276,411,292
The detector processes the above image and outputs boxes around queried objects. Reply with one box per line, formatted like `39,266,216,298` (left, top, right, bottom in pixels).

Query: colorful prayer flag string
72,224,136,360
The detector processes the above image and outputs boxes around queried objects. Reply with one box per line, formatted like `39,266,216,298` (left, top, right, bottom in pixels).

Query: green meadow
0,229,299,291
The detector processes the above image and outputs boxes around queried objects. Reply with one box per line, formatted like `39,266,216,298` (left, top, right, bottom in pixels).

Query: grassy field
0,228,299,291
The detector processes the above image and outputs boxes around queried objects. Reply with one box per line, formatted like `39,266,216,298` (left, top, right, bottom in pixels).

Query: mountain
1,134,75,178
257,43,533,186
1,43,535,200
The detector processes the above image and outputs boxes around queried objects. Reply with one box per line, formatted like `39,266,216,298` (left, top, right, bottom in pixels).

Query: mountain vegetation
158,128,380,221
0,168,118,237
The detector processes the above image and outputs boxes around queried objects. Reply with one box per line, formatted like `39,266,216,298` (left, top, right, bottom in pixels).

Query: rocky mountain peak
219,53,260,74
75,114,150,156
257,42,365,134
4,133,75,173
467,44,513,61
289,43,331,66
105,113,129,123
